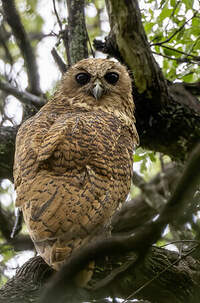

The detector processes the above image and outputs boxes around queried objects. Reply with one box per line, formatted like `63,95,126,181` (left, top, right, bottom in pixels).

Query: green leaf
144,22,154,35
182,73,194,82
183,0,194,9
158,7,173,22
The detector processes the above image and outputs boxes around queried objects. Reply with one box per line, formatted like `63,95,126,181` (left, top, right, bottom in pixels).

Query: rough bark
65,0,88,65
1,238,200,303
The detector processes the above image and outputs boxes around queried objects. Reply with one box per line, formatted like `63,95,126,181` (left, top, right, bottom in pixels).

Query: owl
13,58,139,280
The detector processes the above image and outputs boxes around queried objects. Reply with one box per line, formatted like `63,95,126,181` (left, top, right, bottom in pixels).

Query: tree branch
1,0,42,95
2,244,200,303
51,48,68,74
152,50,197,64
156,45,200,62
0,79,45,108
105,0,169,102
66,0,88,65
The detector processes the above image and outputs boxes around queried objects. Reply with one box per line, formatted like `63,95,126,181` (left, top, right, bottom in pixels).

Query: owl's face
56,58,135,122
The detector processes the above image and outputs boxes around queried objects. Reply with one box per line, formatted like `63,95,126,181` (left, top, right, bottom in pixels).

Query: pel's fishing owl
14,58,139,274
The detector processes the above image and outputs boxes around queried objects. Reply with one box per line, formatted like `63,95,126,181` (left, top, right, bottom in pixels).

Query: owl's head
54,58,135,123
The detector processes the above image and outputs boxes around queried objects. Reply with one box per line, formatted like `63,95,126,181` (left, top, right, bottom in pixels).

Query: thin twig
52,0,63,30
152,51,196,64
164,1,180,33
85,24,95,58
161,45,200,61
151,12,197,47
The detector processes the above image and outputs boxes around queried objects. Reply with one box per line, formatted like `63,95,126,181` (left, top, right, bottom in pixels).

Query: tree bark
65,0,88,65
1,246,200,303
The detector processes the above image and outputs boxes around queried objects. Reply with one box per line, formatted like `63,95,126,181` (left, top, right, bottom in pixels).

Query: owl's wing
14,116,38,189
14,113,63,207
14,113,91,207
36,114,77,163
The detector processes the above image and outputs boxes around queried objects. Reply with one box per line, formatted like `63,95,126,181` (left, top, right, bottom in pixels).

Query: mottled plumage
14,58,139,273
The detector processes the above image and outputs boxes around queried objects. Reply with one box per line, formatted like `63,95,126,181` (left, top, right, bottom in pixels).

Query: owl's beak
92,80,104,100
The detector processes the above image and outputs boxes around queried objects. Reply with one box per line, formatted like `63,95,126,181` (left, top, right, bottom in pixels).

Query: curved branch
1,0,42,95
0,79,45,108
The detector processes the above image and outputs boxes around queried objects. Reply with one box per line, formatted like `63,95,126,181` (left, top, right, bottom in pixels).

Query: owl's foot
50,246,72,270
75,260,95,287
50,246,94,287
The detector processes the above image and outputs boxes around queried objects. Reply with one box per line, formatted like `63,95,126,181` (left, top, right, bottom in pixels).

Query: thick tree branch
105,0,169,102
2,244,200,303
66,0,88,65
1,0,42,95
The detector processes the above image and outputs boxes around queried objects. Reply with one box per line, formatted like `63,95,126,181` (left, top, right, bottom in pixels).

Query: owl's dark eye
75,73,91,85
104,72,119,85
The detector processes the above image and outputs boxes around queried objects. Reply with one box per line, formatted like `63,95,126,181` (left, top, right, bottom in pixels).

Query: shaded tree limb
0,79,45,108
1,0,42,95
183,82,200,96
0,24,14,65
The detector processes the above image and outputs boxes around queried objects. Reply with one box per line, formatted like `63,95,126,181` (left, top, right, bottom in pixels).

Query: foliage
142,0,200,82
